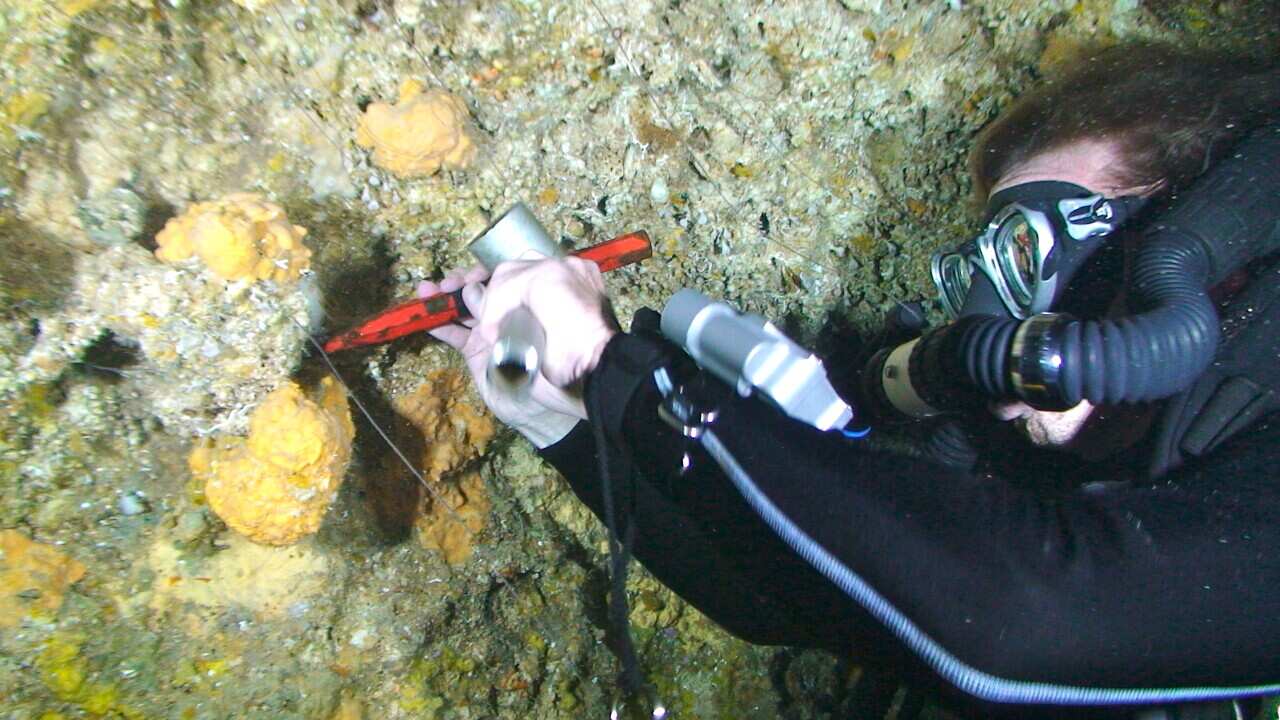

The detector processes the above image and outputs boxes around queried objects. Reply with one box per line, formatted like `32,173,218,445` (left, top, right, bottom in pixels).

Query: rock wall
0,0,1275,718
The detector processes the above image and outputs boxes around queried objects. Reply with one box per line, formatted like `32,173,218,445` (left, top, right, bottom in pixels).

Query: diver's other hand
417,268,582,449
475,257,619,388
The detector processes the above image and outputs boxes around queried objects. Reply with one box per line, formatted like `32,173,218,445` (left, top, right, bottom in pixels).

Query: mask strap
1109,195,1149,224
983,181,1093,223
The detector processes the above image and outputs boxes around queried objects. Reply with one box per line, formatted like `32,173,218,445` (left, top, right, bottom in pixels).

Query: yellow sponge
356,79,477,178
192,377,354,546
155,193,311,283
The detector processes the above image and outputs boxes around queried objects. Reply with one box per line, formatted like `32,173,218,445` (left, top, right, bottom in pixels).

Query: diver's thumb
461,281,486,320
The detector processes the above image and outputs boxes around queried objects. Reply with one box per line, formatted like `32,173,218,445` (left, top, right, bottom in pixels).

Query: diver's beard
1010,401,1096,449
1014,416,1067,447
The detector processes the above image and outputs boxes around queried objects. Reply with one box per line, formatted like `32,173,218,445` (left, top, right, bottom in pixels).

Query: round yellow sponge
356,79,477,178
191,377,354,546
154,193,311,283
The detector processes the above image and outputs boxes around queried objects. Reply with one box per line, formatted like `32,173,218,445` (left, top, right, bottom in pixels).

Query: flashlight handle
322,231,652,353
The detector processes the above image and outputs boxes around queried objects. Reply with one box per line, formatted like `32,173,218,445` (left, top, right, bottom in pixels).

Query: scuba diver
419,43,1280,718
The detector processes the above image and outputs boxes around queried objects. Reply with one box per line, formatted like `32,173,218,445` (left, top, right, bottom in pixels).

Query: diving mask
931,181,1147,320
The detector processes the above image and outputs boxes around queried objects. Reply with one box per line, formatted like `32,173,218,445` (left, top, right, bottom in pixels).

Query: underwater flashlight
660,288,854,432
466,203,563,396
467,203,655,396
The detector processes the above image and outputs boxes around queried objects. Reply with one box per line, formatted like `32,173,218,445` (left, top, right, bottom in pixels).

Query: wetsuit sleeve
540,332,1280,690
539,334,880,652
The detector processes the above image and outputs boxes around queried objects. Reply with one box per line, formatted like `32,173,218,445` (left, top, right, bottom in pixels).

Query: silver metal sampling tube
467,203,563,395
487,306,547,396
467,203,563,269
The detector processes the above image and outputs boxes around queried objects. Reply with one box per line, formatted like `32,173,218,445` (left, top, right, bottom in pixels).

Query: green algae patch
553,678,579,711
0,89,50,148
1,382,61,444
398,686,445,718
171,656,234,690
399,654,450,717
851,234,877,255
37,634,86,699
36,633,144,720
59,0,106,17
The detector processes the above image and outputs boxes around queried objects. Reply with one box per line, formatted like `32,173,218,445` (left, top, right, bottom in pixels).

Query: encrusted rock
77,185,147,248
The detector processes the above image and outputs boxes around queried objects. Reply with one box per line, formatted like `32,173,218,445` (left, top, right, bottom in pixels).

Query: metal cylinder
486,306,547,397
467,203,563,270
661,288,854,431
467,203,564,395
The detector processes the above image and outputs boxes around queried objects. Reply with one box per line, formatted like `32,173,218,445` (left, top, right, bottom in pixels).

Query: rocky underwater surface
0,0,1275,718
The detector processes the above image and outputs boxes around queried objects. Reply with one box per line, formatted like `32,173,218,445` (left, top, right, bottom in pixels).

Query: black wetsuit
537,289,1280,715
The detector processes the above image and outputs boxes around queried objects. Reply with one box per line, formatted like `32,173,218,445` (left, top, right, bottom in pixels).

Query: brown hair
970,43,1280,200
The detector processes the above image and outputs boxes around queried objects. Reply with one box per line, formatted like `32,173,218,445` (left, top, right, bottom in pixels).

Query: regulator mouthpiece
660,288,854,431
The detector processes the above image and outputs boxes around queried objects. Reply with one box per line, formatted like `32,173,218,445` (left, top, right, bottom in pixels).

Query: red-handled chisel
321,231,652,353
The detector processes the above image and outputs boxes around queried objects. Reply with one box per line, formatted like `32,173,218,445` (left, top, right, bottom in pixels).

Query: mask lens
993,214,1038,310
931,251,972,318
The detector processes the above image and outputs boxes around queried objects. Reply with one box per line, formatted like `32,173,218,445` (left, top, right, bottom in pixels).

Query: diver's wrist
581,327,618,378
516,413,580,449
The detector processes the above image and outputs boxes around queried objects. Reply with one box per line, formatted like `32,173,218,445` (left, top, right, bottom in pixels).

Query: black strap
582,309,678,705
586,371,645,698
1182,376,1275,456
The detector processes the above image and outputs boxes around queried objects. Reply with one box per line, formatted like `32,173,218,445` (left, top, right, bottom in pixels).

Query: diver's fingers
447,264,490,292
461,264,490,285
568,255,607,294
419,279,480,349
460,282,486,322
422,270,468,296
427,324,469,349
427,284,483,349
473,261,535,343
453,283,482,331
437,274,466,294
420,264,490,298
416,280,442,298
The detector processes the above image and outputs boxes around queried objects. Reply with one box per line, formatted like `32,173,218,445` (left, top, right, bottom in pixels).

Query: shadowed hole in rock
137,197,177,252
73,331,143,383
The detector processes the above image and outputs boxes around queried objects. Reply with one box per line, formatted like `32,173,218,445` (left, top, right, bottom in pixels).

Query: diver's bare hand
417,265,584,448
416,264,489,347
473,257,618,388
